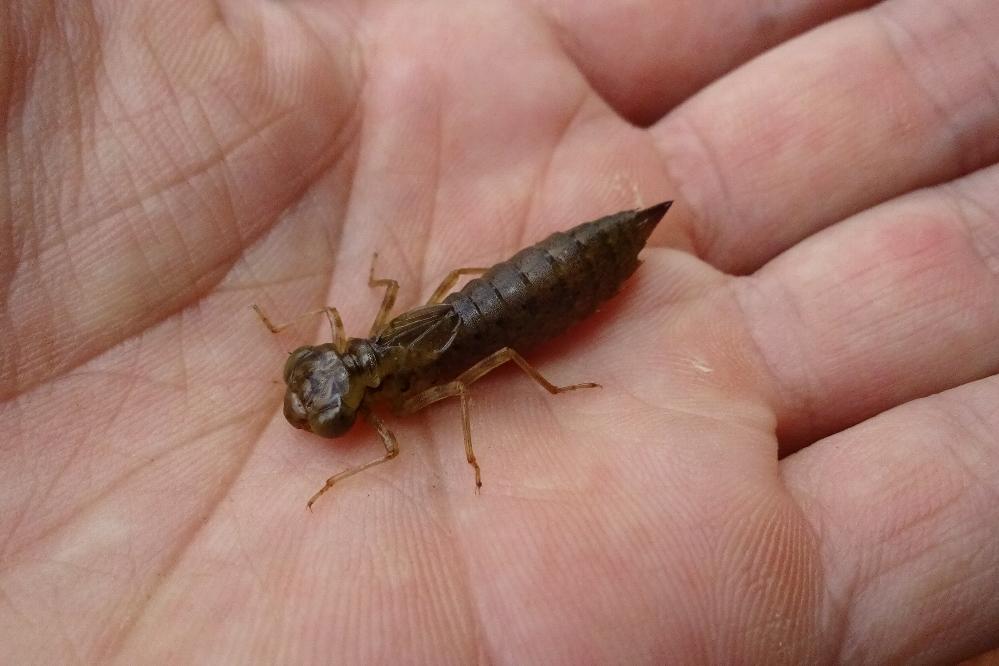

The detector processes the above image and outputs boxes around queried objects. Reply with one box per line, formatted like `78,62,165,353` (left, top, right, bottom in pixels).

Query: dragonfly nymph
253,201,672,508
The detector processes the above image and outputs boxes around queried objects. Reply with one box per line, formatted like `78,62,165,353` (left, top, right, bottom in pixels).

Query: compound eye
283,390,309,430
283,346,315,383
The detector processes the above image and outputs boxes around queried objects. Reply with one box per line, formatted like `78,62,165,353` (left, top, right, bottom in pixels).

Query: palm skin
3,0,999,663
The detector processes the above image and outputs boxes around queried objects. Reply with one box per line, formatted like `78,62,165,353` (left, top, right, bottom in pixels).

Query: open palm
3,1,998,662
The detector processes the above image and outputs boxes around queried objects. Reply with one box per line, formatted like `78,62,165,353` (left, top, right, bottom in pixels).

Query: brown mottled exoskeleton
253,201,672,508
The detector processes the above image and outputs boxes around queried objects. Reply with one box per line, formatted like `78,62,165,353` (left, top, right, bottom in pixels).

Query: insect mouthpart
307,394,359,437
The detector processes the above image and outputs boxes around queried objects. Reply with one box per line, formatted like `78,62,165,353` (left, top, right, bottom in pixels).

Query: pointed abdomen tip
641,200,673,219
632,200,673,237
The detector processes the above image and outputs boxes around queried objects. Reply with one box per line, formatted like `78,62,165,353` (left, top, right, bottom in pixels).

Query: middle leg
400,379,481,488
403,345,600,412
400,347,599,488
457,347,601,394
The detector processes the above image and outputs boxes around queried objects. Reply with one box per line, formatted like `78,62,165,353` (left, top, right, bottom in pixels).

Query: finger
652,0,999,272
733,162,999,448
781,375,999,663
531,0,877,124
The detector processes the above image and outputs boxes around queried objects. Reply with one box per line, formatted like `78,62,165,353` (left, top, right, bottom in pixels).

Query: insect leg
458,347,601,394
367,252,400,336
400,380,482,489
426,268,488,305
306,408,400,510
400,347,598,489
251,304,347,353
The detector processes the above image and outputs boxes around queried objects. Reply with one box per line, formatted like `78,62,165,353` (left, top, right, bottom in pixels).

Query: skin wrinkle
622,380,773,440
870,7,967,176
851,538,988,663
655,112,730,264
934,1,999,166
522,86,590,249
0,395,259,570
47,3,110,264
895,587,988,663
737,495,823,660
129,211,171,299
874,492,965,577
0,455,36,560
115,10,352,240
135,25,245,258
56,619,84,666
936,393,999,493
75,365,145,448
782,482,850,664
287,1,363,97
320,96,365,292
827,533,864,665
227,507,276,640
392,497,465,661
817,408,987,663
320,119,363,264
13,21,92,350
743,197,996,448
7,113,354,399
727,275,824,448
65,3,103,188
424,401,490,658
143,94,224,224
244,121,354,341
946,183,999,277
300,7,366,284
46,6,92,306
0,386,36,552
25,362,129,548
3,84,30,389
100,420,269,662
416,76,444,299
37,103,294,258
8,7,48,131
944,4,999,111
518,0,592,230
177,311,193,415
0,583,34,633
203,116,245,253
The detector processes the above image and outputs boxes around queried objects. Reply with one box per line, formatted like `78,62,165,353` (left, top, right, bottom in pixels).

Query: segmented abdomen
438,202,669,376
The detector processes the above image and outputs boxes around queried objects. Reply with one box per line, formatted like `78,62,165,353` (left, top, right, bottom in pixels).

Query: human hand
2,0,997,662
